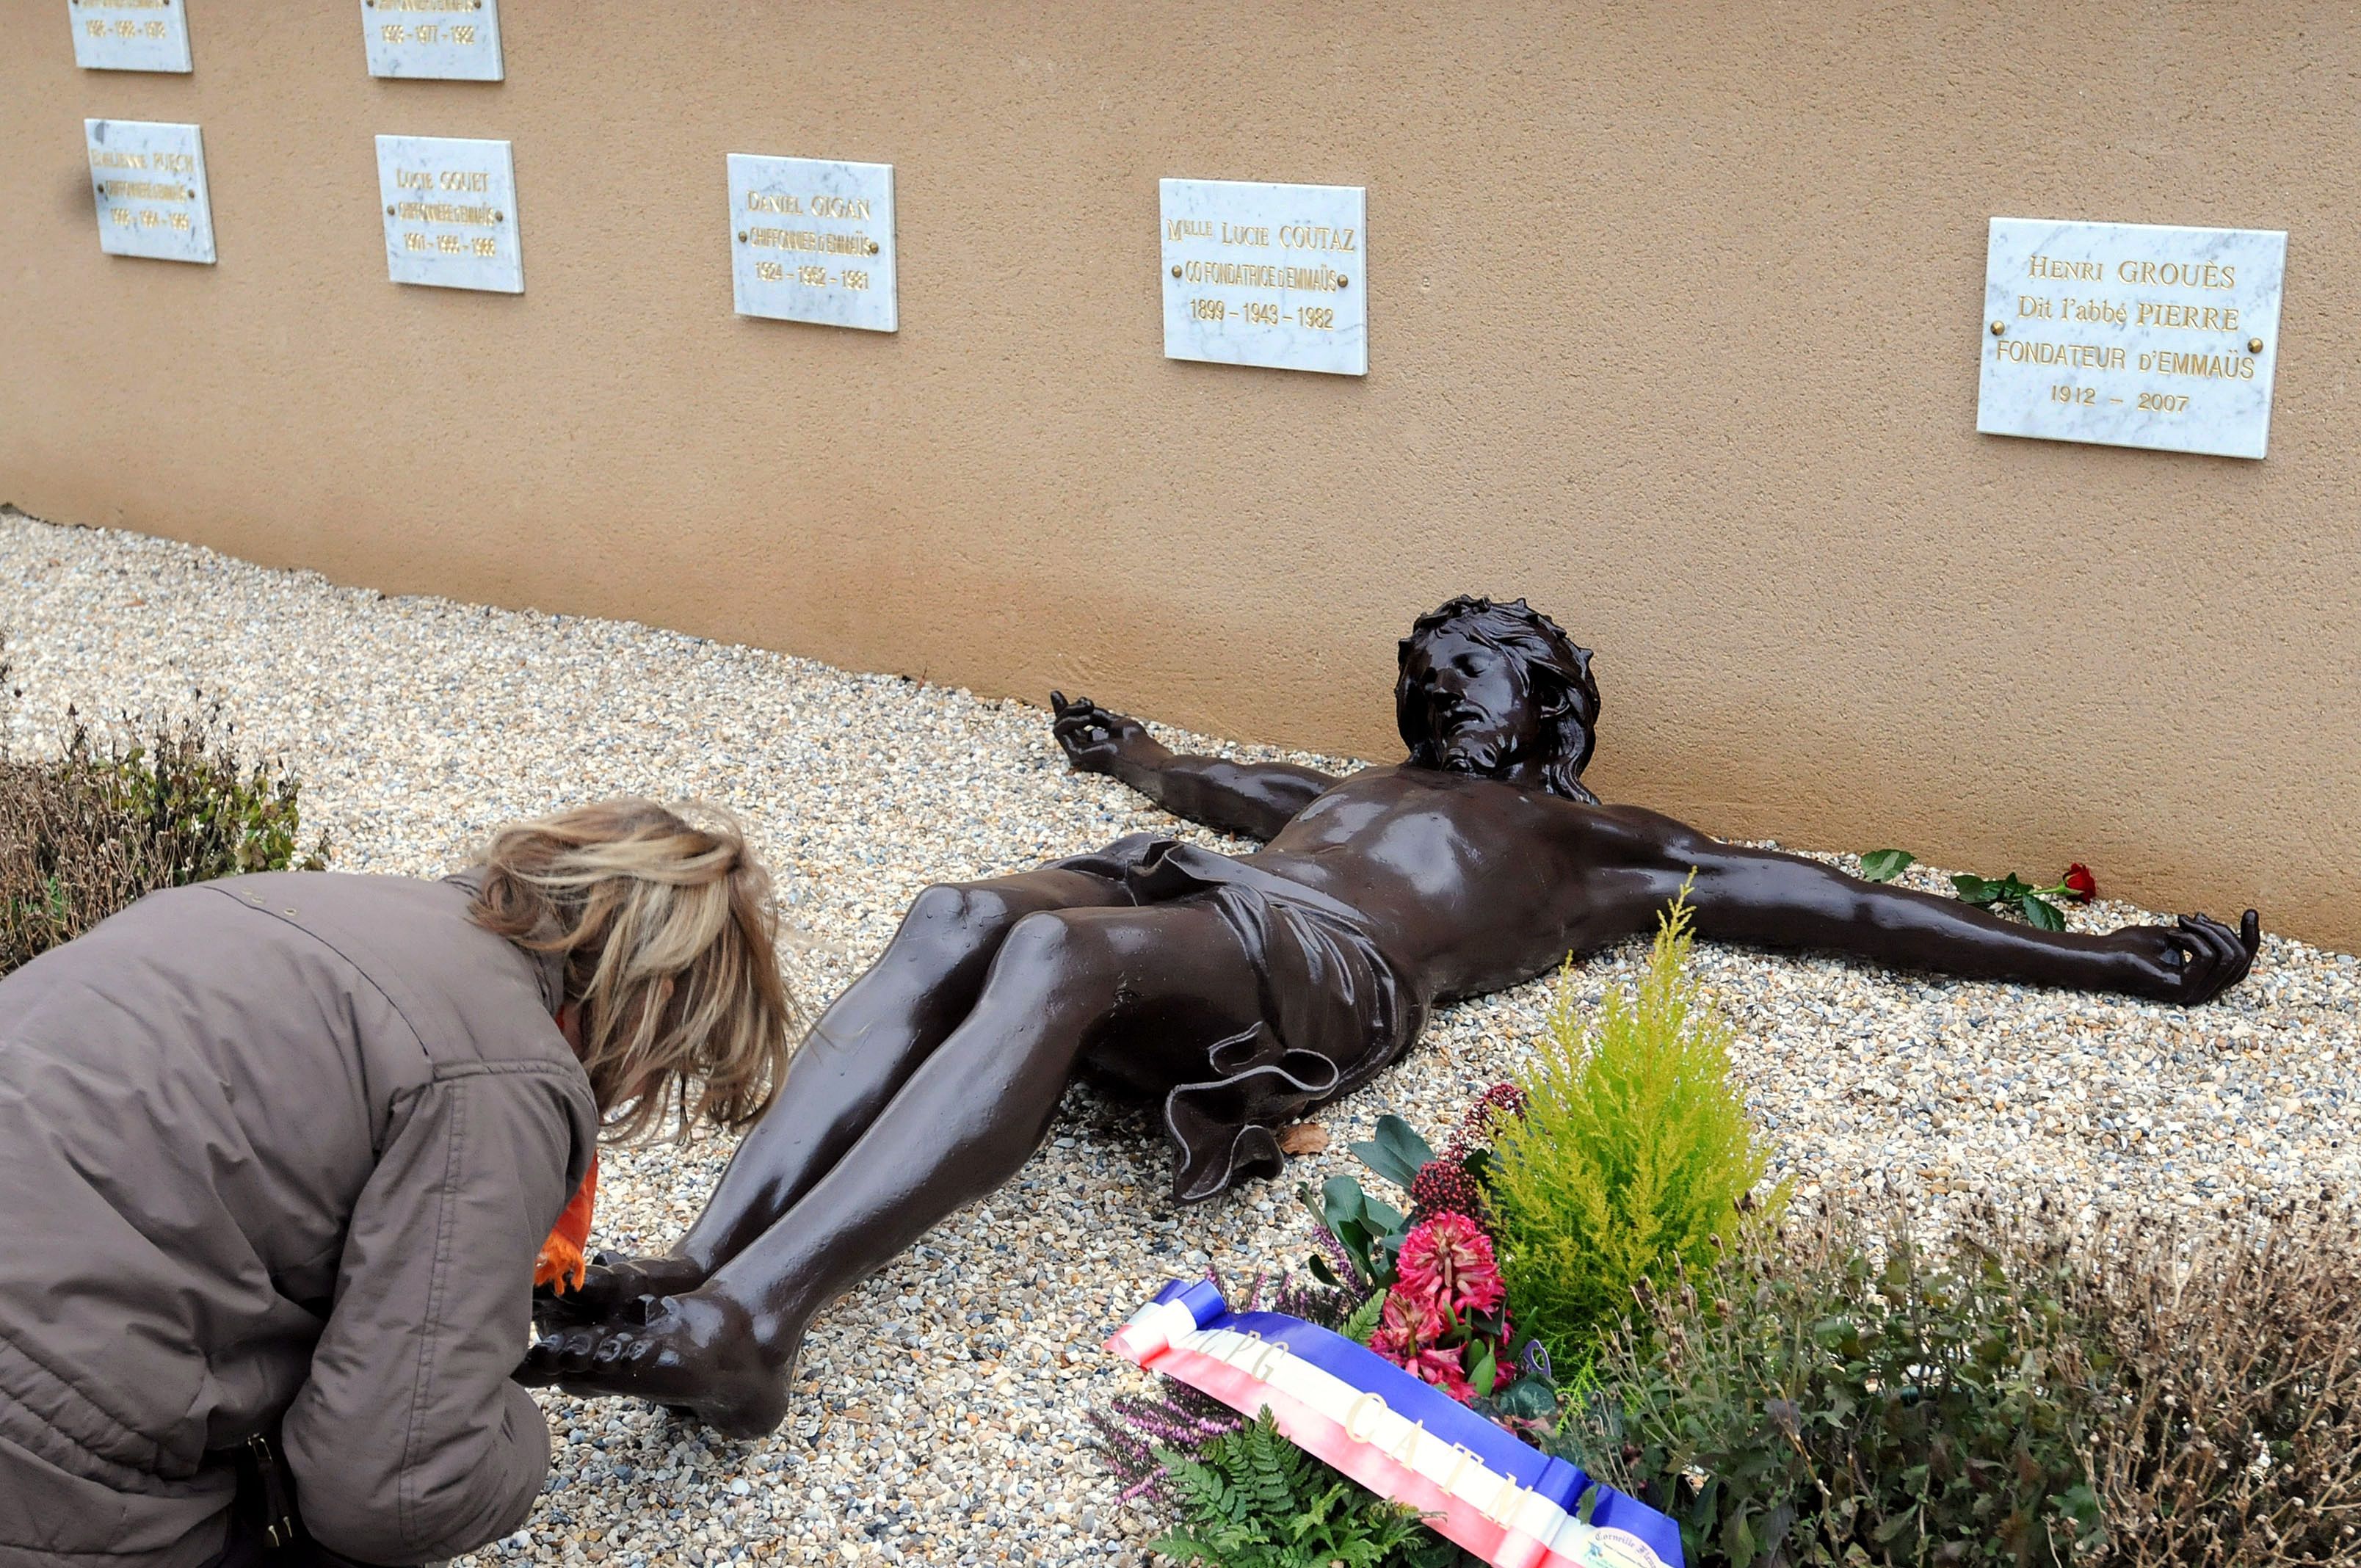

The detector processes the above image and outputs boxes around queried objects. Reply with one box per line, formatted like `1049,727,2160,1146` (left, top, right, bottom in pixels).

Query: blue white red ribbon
1108,1280,1683,1568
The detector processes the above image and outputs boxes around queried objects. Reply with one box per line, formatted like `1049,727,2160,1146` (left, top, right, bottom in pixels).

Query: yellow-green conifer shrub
1487,895,1774,1373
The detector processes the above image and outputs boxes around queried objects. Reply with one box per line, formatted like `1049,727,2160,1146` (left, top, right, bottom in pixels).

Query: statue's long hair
1396,595,1600,803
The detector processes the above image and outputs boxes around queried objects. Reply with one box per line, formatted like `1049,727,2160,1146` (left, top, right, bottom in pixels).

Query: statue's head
1396,596,1600,802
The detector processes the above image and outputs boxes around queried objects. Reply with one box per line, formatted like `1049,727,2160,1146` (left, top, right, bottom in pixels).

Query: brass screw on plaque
867,240,880,255
1990,320,2006,335
95,183,105,196
2249,336,2264,353
1337,275,1350,288
493,211,504,222
1171,265,1182,277
385,205,396,216
185,187,195,199
737,231,748,243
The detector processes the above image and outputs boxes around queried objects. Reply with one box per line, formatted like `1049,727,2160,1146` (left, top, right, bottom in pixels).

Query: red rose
2062,863,2097,902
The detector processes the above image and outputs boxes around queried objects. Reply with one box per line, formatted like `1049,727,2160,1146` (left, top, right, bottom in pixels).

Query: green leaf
1950,873,1998,904
1471,1344,1498,1398
2020,894,2066,932
1319,1175,1368,1230
1338,1290,1388,1346
1349,1114,1436,1191
1859,849,1915,882
1496,1376,1559,1422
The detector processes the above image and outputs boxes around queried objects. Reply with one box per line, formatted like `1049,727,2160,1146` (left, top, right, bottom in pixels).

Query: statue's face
1401,627,1552,778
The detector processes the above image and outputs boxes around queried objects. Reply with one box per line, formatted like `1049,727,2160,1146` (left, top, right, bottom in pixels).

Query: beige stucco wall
4,1,2356,948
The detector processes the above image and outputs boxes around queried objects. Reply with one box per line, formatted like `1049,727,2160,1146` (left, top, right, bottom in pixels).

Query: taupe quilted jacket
0,871,598,1568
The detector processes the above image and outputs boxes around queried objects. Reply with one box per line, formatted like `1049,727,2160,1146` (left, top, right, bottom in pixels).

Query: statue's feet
533,1251,711,1334
518,1289,799,1440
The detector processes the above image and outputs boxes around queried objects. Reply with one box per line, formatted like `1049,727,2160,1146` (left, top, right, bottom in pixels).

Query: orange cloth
534,1154,598,1292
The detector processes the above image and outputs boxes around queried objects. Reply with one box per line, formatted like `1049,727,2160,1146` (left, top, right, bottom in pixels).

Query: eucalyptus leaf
1859,849,1915,883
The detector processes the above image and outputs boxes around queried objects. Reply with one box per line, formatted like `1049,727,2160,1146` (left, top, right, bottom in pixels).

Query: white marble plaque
360,0,503,81
375,135,521,293
728,155,897,333
87,119,214,264
1977,217,2288,460
69,0,192,73
1160,178,1366,376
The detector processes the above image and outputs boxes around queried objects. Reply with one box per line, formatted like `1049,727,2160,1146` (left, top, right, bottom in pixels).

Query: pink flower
1401,1340,1476,1403
1369,1291,1443,1363
1396,1213,1506,1316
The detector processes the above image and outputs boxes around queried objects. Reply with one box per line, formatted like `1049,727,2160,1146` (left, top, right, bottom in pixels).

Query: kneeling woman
0,802,796,1568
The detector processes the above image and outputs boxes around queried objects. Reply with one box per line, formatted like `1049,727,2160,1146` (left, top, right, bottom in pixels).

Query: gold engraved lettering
2133,300,2241,333
2027,253,2103,282
747,228,873,257
1274,224,1357,253
396,200,498,226
1343,1393,1385,1443
2114,259,2235,290
404,231,430,251
439,170,491,193
1167,219,1213,241
747,192,803,214
90,150,149,170
754,259,785,282
1992,339,2128,370
2134,349,2257,380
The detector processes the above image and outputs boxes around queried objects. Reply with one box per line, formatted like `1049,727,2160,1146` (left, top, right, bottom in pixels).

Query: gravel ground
4,511,2357,1567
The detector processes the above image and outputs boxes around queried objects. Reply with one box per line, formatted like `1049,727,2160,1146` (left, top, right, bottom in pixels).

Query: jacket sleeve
281,1063,587,1563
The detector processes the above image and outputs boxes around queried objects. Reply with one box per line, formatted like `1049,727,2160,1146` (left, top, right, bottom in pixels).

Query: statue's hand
1051,690,1149,774
2105,909,2260,1005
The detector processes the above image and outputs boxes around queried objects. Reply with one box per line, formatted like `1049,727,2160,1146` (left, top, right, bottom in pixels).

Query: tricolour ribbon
1108,1280,1683,1568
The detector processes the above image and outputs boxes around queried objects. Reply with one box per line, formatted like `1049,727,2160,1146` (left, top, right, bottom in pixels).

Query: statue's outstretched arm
1049,692,1339,842
1611,810,2259,1006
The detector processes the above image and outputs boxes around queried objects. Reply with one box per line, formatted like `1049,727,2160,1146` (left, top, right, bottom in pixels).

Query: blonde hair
468,799,798,1142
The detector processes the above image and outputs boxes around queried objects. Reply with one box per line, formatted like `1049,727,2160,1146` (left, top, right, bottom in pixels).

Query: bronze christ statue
524,596,2257,1434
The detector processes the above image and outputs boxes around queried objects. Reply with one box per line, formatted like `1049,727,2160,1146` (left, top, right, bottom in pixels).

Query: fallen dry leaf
1277,1122,1329,1156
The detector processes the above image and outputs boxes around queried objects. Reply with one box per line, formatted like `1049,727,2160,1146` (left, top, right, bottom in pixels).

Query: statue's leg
548,868,1127,1319
523,901,1260,1435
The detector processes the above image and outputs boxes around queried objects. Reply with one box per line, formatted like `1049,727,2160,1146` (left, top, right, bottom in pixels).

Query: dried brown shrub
1,639,327,975
2072,1199,2361,1566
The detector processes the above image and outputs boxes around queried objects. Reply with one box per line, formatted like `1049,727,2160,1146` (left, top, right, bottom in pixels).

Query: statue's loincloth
1051,834,1429,1203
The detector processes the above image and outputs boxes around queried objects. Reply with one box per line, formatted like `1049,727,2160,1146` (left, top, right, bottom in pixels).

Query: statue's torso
1240,765,1667,1001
